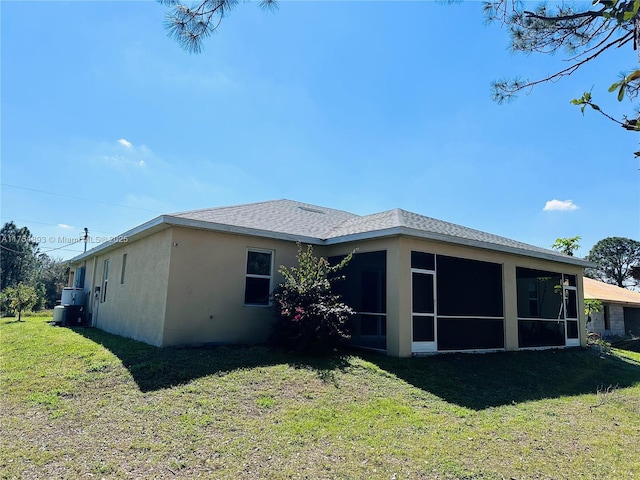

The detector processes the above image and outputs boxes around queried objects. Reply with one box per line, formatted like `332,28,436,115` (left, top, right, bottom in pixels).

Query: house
583,277,640,338
68,199,592,357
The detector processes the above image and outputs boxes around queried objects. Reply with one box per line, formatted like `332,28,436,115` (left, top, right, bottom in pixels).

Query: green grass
2,315,640,479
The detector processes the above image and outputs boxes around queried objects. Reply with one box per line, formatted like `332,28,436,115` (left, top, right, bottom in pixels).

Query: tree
0,222,40,290
551,236,581,256
585,236,640,288
271,244,354,354
36,255,69,309
584,298,604,324
1,283,38,321
485,0,640,140
160,0,277,53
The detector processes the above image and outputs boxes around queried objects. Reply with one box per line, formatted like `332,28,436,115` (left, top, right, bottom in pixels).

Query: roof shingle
72,199,592,267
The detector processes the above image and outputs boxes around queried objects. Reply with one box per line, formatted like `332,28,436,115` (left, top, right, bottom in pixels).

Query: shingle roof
72,199,592,267
326,209,568,257
170,199,357,239
167,200,589,266
583,277,640,306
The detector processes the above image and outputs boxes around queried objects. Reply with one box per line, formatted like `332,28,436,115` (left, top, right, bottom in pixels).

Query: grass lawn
1,316,640,479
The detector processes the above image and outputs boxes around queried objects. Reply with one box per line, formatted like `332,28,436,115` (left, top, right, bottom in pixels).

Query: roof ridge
169,199,289,217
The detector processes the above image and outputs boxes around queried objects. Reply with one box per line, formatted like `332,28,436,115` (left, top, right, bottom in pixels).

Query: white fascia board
162,216,325,245
69,214,326,265
69,216,167,264
325,226,595,268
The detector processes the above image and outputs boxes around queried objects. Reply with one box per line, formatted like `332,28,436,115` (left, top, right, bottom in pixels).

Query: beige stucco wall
70,226,587,356
162,228,300,346
74,229,172,346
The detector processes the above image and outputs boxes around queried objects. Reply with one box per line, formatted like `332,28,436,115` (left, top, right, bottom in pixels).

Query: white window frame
244,248,274,307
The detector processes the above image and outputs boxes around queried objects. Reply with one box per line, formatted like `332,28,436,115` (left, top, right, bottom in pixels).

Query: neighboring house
69,199,592,357
583,277,640,338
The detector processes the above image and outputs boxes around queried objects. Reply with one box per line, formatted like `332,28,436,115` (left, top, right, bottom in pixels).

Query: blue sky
2,0,638,261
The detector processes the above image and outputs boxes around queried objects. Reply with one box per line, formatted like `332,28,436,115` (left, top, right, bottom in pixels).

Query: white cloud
57,223,74,229
543,199,579,211
98,141,155,170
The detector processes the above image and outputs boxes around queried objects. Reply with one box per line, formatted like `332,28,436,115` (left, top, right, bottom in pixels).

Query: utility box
63,305,85,326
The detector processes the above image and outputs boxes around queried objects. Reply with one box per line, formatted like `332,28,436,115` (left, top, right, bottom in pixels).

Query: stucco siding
162,228,300,346
83,229,172,346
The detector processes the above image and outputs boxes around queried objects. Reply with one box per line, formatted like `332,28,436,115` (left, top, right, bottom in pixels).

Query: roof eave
70,215,327,265
70,213,595,270
69,216,168,264
326,226,595,268
162,215,325,245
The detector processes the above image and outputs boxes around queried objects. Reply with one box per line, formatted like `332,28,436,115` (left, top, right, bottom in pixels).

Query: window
244,249,273,305
435,255,504,351
120,254,127,284
75,266,86,288
436,255,503,318
411,251,435,271
516,268,563,319
516,268,580,347
410,252,505,352
101,259,110,303
604,305,611,330
330,251,387,350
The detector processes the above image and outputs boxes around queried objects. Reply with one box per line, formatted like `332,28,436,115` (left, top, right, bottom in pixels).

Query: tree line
1,221,70,319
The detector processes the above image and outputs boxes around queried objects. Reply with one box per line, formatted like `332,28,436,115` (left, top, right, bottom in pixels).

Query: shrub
271,244,354,354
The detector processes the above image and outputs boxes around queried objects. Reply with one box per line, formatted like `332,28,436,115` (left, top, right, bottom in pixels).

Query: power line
0,244,25,254
1,183,162,214
39,239,84,254
0,216,117,237
41,248,84,254
1,240,84,255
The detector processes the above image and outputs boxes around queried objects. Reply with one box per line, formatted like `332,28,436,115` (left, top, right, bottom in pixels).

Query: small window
120,254,127,284
102,259,110,303
75,267,86,288
244,250,273,305
411,251,435,271
604,305,611,330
